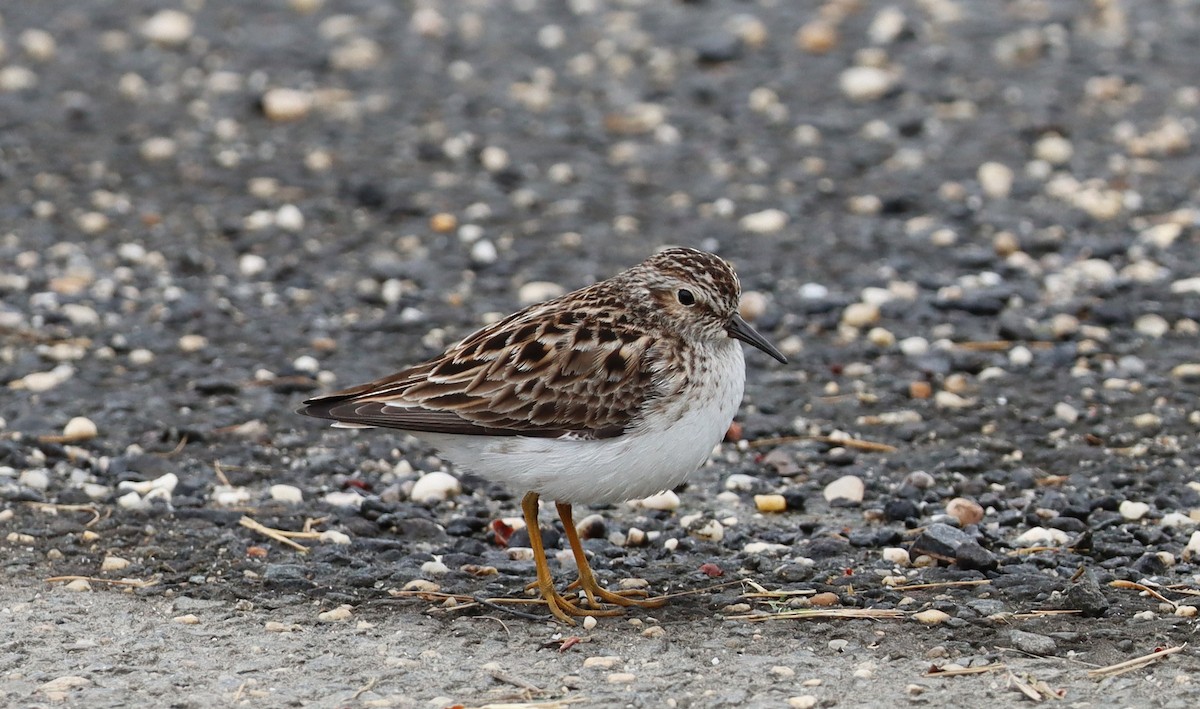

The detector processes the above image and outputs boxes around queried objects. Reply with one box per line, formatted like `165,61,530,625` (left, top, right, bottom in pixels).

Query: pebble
19,469,50,490
1135,314,1170,338
788,696,818,709
1171,363,1200,382
687,518,724,542
978,162,1014,199
841,302,880,328
583,656,622,669
1014,527,1070,547
421,558,450,576
323,490,363,508
262,88,313,121
739,291,769,321
739,209,789,234
178,334,208,352
213,486,252,507
518,281,565,305
118,472,178,496
1009,629,1056,655
913,609,951,625
1185,531,1200,560
795,21,838,55
724,473,758,492
267,484,303,504
607,672,636,684
1034,133,1073,164
403,579,440,593
141,10,194,46
470,239,498,265
1054,402,1079,424
641,625,666,638
1119,500,1150,521
317,605,353,622
839,66,895,102
823,475,865,504
882,547,910,566
116,491,146,509
61,416,98,442
239,253,267,277
744,541,789,555
869,6,907,44
638,490,680,511
582,615,598,631
945,497,984,526
410,472,461,503
1160,512,1194,528
64,579,91,592
172,614,200,625
12,365,76,392
319,530,351,545
101,555,130,572
754,494,787,513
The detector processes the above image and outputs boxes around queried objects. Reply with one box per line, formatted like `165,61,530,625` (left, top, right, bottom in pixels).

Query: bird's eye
676,289,696,306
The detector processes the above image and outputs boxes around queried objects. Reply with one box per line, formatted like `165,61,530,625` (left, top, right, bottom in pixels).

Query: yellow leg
521,492,621,624
556,501,667,610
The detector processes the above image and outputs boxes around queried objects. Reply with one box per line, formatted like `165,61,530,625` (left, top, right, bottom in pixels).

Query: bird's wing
297,301,667,439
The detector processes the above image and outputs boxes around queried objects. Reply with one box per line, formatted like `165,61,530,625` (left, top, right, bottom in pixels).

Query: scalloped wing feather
298,295,667,439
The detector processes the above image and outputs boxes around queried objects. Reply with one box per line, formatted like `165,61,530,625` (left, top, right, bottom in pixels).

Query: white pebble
582,615,598,631
739,291,769,321
823,475,865,503
239,253,268,277
1119,500,1150,521
882,547,910,566
978,162,1014,199
1008,345,1033,367
292,355,320,374
317,605,353,622
62,417,98,441
1054,402,1079,424
269,484,303,504
323,490,364,508
116,491,146,509
898,336,929,357
470,239,498,265
140,136,177,162
1160,512,1194,528
1186,531,1200,559
518,281,565,305
19,469,50,490
14,365,75,392
480,146,510,172
839,66,895,102
319,530,351,545
275,204,305,232
1135,314,1170,338
841,302,880,328
409,471,461,503
724,473,759,492
101,555,130,572
178,334,208,352
1033,133,1073,165
262,88,313,122
638,490,680,511
1014,527,1069,547
213,486,252,507
420,558,450,576
738,209,789,234
141,10,195,46
117,472,178,496
128,349,155,366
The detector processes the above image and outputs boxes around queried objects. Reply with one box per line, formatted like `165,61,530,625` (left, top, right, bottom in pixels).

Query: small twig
887,579,992,592
24,502,102,527
1011,610,1082,619
487,668,542,695
471,615,513,635
953,340,1055,352
1110,580,1178,610
213,461,232,487
1086,645,1185,678
45,575,160,588
746,434,897,453
350,676,378,701
730,608,906,622
239,516,310,553
472,596,548,621
158,435,189,458
925,663,1007,677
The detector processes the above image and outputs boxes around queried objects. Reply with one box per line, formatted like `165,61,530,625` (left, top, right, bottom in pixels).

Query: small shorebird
298,247,786,623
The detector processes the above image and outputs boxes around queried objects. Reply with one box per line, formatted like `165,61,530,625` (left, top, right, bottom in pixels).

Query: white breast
412,342,746,505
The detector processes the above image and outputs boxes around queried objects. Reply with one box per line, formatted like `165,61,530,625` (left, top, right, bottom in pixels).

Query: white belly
412,343,746,505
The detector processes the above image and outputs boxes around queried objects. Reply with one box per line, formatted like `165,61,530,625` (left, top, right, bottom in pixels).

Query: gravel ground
3,1,1200,707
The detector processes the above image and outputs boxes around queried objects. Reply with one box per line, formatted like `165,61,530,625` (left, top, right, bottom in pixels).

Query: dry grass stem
746,434,897,453
730,608,906,622
925,663,1007,677
45,575,160,588
239,516,312,552
1110,580,1178,609
1086,645,1186,678
887,579,992,592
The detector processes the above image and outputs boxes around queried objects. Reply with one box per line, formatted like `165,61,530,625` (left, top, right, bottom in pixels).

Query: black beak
726,314,787,364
